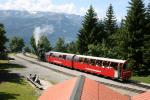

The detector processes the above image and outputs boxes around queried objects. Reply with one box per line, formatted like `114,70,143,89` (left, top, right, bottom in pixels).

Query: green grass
0,60,9,63
131,76,150,84
25,53,37,59
0,80,38,100
0,61,38,100
8,53,16,56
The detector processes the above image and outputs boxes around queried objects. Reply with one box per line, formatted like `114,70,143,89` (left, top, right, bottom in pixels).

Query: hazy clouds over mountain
0,10,83,45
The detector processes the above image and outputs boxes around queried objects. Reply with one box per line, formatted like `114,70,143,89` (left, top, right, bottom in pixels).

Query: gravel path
9,55,73,85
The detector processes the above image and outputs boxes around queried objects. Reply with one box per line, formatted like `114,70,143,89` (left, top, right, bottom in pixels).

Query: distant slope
0,10,83,45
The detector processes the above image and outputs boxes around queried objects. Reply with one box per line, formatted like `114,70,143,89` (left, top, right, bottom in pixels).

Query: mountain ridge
0,10,83,45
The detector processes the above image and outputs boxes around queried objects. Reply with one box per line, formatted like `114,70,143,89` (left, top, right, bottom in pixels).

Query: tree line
0,0,149,76
76,0,150,76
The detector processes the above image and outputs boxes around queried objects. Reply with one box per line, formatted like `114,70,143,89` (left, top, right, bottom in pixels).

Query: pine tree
0,23,8,59
90,21,106,44
54,37,66,52
112,23,129,59
125,0,146,75
9,37,25,52
38,35,52,52
104,4,118,44
30,35,37,54
23,46,31,53
143,3,150,75
77,5,98,54
66,41,78,54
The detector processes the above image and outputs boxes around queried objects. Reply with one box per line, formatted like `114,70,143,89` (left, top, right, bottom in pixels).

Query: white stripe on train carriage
53,60,62,64
85,68,101,73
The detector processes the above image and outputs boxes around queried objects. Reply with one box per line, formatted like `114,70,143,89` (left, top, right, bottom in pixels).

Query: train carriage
45,51,75,68
73,55,132,80
45,51,132,80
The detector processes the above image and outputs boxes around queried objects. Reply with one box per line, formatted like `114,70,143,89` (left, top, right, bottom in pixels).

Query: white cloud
0,0,79,14
0,0,123,21
79,7,87,15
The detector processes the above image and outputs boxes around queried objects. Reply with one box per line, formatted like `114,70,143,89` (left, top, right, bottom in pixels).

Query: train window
110,62,118,70
84,58,88,64
95,60,98,66
66,55,72,60
90,59,95,66
82,58,85,63
59,55,62,58
87,59,90,64
123,63,127,70
50,53,53,56
103,61,110,67
63,55,66,60
95,60,102,66
79,57,82,62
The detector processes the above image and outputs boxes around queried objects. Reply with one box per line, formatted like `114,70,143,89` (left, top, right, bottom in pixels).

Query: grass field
0,60,38,100
0,60,9,63
131,76,150,84
0,80,38,100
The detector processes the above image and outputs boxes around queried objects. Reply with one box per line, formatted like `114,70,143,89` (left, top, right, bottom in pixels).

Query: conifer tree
143,3,150,75
125,0,146,74
104,4,118,44
30,35,37,54
38,35,52,52
112,23,129,59
54,37,66,52
9,37,25,52
66,42,78,54
0,24,8,59
77,5,98,54
90,21,106,44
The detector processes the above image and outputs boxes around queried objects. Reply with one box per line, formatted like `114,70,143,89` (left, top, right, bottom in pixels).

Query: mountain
0,10,83,45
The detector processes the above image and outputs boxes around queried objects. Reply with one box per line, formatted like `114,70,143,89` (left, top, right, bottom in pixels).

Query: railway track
15,54,150,94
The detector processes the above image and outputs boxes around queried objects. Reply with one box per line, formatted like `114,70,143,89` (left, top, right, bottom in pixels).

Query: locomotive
44,51,132,80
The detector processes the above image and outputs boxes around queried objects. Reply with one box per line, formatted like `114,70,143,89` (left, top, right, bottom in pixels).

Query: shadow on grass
0,92,19,100
0,63,26,70
0,63,26,84
0,70,24,84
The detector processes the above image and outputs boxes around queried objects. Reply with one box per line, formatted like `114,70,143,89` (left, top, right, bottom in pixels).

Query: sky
0,0,149,21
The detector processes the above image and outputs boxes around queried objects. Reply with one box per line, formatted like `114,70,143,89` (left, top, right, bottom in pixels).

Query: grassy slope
0,60,38,100
131,76,150,84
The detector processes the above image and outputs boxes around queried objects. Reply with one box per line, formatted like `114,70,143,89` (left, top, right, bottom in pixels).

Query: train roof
46,51,75,56
45,51,126,63
75,55,126,63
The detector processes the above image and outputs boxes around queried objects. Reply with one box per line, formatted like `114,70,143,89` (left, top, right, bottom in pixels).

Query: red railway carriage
73,55,132,80
45,51,132,80
45,51,75,68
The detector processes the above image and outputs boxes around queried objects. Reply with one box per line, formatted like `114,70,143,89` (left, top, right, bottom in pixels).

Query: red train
45,51,132,80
